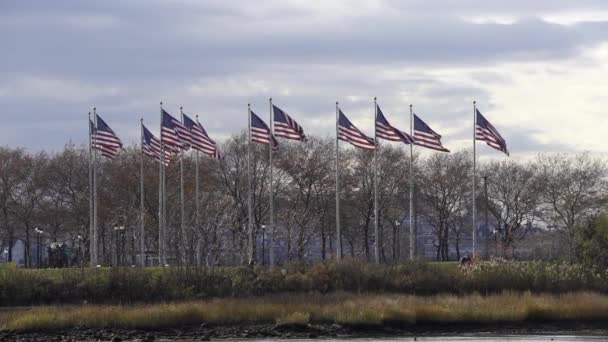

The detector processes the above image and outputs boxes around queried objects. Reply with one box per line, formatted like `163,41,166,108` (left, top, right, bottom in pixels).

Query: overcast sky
2,0,608,159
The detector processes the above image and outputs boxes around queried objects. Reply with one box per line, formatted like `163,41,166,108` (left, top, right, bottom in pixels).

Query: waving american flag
183,113,221,159
91,114,122,159
273,105,306,142
250,110,279,150
161,109,190,150
338,110,375,150
476,109,509,156
142,123,171,165
413,114,449,152
375,104,415,144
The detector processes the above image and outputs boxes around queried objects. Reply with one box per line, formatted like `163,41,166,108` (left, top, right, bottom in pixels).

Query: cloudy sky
2,0,608,159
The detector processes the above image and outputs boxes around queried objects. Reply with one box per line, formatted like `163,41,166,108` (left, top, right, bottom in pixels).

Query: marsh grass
2,292,608,332
2,260,608,306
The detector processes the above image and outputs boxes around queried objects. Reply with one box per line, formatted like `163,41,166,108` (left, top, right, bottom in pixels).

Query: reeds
2,292,608,331
1,259,608,306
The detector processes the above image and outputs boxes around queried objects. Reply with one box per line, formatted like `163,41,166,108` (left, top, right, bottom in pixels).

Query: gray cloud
1,0,608,156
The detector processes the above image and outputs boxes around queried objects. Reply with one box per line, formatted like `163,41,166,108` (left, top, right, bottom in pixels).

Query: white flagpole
373,97,380,264
335,101,342,261
140,118,145,267
472,100,477,257
159,102,164,266
92,107,98,266
195,115,201,267
179,106,186,265
409,104,415,261
268,98,275,268
88,111,94,267
247,104,254,265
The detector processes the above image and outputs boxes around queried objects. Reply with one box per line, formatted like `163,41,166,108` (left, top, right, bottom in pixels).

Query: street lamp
261,224,266,266
394,220,400,262
113,226,125,267
34,228,44,268
492,229,498,256
76,235,84,267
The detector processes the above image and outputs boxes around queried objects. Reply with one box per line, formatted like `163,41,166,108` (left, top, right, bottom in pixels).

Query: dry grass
2,292,608,331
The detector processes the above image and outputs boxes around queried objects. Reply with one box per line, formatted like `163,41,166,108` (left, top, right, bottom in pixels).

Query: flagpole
159,102,164,266
88,111,94,267
179,106,186,266
335,101,342,261
409,104,415,261
92,107,98,266
247,103,254,265
140,118,145,267
268,98,275,268
195,115,201,267
373,97,380,264
472,100,477,258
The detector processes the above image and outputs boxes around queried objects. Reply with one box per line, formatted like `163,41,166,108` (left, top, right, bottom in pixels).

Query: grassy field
2,292,608,331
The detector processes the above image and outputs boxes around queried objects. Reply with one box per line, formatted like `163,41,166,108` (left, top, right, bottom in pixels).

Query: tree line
1,133,606,267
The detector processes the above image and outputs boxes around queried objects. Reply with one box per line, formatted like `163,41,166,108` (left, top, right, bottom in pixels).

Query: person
459,254,472,270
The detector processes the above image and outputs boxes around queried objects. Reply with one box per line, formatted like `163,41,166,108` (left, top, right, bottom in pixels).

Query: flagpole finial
336,101,339,105
160,101,163,106
373,97,377,101
140,118,143,123
196,114,199,119
93,107,96,111
410,104,413,108
248,103,251,107
473,100,476,105
269,97,272,102
179,106,183,110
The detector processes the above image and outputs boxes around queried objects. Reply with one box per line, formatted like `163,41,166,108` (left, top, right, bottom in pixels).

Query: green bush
1,259,607,306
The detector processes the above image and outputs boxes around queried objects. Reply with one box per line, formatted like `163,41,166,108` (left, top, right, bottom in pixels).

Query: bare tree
418,151,471,261
0,147,27,262
484,160,542,258
537,153,608,257
11,152,48,267
276,137,333,262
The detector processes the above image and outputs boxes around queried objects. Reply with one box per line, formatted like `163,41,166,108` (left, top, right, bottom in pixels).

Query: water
247,337,608,342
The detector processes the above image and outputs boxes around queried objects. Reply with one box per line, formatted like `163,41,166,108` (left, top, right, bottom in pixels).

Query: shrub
1,259,608,306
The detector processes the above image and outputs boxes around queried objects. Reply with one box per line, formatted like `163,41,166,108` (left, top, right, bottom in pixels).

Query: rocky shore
2,322,608,341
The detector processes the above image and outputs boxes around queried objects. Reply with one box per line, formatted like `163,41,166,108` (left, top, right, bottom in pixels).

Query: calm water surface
244,336,608,342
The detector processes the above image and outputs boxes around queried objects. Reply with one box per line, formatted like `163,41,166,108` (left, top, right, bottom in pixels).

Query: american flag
142,123,172,165
183,113,221,159
375,104,415,144
338,110,375,150
250,110,279,150
476,109,509,156
413,114,450,152
273,105,306,142
161,109,190,150
91,114,122,159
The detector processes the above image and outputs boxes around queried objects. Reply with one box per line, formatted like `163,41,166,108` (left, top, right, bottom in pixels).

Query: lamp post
493,229,498,257
261,224,266,266
34,228,43,268
76,235,83,267
113,226,125,266
394,220,400,262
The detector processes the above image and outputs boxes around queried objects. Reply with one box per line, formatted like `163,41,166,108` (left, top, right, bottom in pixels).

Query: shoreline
3,292,608,340
3,322,608,341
